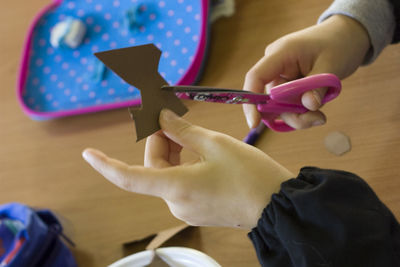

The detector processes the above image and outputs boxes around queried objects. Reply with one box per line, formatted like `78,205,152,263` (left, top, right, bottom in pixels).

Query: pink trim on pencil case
16,0,209,119
176,0,209,85
17,0,62,118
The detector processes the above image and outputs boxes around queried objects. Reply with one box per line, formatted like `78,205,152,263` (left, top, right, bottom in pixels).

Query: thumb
159,109,214,155
302,66,336,111
301,87,327,111
302,57,342,111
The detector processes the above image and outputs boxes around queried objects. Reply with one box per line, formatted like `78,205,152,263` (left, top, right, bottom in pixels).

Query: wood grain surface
1,1,399,266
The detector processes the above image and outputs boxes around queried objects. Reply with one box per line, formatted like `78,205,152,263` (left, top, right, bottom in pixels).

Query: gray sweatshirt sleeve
318,0,396,64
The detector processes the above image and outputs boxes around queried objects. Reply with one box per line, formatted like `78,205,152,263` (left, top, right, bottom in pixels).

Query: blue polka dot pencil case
17,0,210,119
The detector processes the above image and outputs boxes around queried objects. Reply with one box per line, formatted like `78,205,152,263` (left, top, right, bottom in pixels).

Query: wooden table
1,1,399,266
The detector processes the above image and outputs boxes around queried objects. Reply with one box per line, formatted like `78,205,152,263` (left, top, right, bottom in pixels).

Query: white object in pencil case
210,0,235,23
50,17,86,49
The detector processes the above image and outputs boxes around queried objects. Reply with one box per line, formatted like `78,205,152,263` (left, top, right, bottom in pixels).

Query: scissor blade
162,86,270,105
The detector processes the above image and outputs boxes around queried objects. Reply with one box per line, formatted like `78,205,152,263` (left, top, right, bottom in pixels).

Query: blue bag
0,203,77,267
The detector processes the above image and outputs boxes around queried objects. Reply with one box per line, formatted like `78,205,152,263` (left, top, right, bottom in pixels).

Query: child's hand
83,109,293,229
243,15,370,129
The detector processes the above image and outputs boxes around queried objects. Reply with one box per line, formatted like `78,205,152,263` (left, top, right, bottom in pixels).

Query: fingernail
313,90,322,107
161,109,178,121
246,116,255,129
82,150,91,162
82,149,100,164
312,120,325,126
246,117,252,128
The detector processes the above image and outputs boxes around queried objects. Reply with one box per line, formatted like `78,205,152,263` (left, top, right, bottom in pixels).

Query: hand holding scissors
163,73,341,132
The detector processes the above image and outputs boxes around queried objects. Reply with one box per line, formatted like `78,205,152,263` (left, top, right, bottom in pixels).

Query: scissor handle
269,73,341,105
257,73,342,132
261,114,295,132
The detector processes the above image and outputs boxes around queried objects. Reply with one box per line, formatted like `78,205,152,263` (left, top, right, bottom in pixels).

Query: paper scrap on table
324,131,351,156
123,224,190,267
95,44,188,142
146,251,171,267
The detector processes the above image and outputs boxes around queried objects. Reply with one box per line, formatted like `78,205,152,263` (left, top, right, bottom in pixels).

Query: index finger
243,54,284,128
244,54,284,93
82,148,185,198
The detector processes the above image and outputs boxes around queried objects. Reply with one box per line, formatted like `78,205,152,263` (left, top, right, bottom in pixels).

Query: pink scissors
163,73,341,132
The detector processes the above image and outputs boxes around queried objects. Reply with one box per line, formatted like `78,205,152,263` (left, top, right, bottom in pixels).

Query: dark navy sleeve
390,0,400,43
248,167,400,267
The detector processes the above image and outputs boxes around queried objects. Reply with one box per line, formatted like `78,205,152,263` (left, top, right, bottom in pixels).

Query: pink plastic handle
269,73,341,105
261,114,295,132
257,73,342,132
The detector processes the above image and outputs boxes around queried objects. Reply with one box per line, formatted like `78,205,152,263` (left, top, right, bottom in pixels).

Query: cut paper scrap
122,224,190,266
146,251,171,267
95,44,188,141
324,131,351,156
145,224,189,250
17,0,209,120
122,224,190,251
